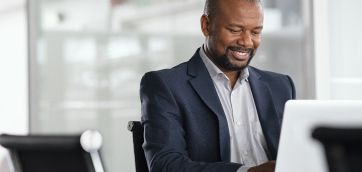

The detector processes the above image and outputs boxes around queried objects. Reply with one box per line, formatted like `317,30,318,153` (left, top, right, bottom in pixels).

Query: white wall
328,0,362,100
0,0,29,170
314,0,362,100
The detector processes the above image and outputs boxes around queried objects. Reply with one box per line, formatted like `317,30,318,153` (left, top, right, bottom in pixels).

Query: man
140,0,296,171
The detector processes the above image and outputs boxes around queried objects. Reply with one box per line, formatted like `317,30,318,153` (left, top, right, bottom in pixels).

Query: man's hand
247,161,276,172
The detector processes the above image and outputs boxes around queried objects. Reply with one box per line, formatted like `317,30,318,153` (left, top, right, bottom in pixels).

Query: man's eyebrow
254,26,263,30
228,24,263,30
228,23,244,28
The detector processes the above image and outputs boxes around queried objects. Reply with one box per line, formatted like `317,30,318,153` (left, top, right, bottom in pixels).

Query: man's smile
228,46,253,61
230,50,250,60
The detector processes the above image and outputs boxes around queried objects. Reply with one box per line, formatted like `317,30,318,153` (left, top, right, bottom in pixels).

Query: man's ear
201,14,211,36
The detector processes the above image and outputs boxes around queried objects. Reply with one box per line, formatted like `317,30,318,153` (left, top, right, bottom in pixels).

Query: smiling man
140,0,296,172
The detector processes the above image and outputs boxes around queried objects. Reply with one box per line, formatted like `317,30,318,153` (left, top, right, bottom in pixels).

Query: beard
209,45,254,71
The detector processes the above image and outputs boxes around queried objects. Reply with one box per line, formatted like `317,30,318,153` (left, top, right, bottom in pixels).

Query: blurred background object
313,127,362,172
0,130,104,172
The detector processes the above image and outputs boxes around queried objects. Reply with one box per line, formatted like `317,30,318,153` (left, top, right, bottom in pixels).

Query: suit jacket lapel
187,48,231,162
248,67,281,160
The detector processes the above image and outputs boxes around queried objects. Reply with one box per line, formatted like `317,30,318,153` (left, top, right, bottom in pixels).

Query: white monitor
275,100,362,172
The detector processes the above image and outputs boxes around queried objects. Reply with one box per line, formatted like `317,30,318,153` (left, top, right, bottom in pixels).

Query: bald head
204,0,261,20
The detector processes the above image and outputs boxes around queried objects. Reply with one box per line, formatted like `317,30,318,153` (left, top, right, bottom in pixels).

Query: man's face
202,0,264,71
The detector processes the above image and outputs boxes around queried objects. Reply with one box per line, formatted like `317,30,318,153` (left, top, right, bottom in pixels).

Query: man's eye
229,29,241,34
252,31,261,35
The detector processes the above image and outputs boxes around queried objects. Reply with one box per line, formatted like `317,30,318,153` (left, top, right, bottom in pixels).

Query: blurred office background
0,0,361,171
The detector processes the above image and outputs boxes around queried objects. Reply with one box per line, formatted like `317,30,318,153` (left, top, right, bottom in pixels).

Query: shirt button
243,151,248,156
236,121,241,125
231,92,235,95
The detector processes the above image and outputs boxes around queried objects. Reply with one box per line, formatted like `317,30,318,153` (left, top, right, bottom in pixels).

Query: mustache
227,46,254,54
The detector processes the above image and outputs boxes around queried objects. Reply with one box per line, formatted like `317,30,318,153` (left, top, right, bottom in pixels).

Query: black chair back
128,121,149,172
312,127,362,172
0,131,105,172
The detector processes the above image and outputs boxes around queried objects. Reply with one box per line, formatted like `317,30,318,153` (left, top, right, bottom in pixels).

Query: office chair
0,130,105,172
312,127,362,172
128,121,149,172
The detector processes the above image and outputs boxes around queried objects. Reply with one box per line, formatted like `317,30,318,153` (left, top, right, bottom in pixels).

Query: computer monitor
275,100,362,172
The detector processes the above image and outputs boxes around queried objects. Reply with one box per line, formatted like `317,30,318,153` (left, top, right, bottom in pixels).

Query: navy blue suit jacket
140,48,296,172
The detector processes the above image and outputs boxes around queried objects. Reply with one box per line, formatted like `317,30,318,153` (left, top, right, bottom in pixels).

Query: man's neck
223,71,240,89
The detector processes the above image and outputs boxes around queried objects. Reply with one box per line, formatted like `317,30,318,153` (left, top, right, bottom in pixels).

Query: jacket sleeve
140,72,242,172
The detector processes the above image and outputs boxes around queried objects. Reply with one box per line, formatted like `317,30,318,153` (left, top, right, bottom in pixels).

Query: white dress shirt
199,46,270,172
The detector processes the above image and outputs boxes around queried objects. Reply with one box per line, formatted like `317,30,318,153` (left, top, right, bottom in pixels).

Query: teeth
236,52,248,56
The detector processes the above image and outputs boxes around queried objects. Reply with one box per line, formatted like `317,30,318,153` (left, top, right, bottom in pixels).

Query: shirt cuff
236,166,251,172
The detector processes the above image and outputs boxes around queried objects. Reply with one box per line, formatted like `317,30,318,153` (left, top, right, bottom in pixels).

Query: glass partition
29,0,314,171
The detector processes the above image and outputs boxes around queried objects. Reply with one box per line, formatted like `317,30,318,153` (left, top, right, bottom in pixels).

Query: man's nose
236,32,253,48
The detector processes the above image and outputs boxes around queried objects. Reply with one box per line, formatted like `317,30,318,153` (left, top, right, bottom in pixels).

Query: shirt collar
199,45,249,82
